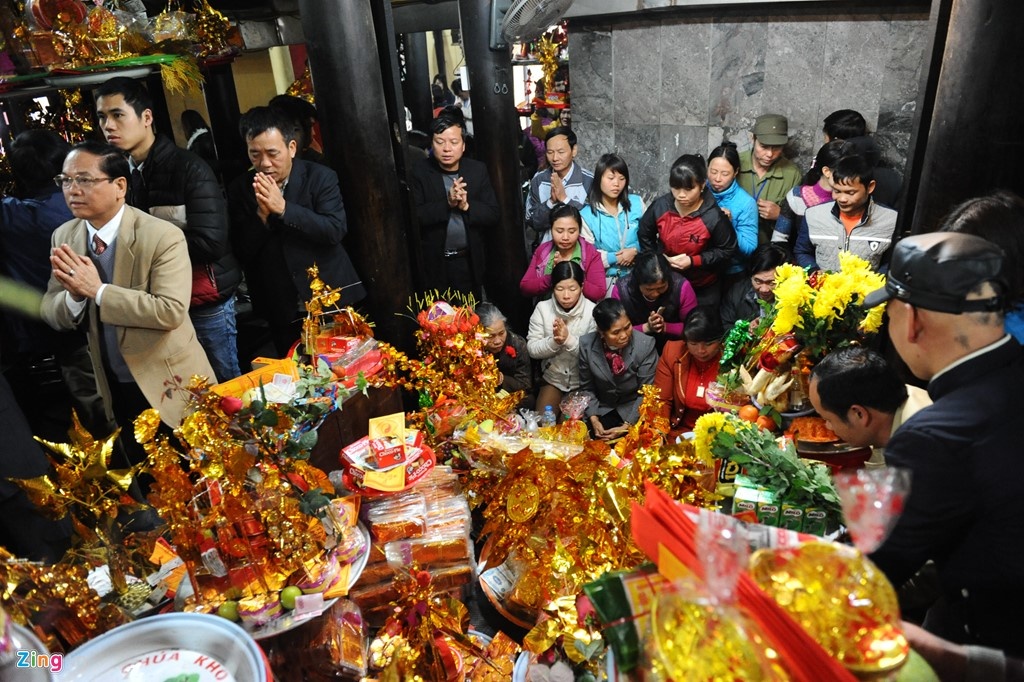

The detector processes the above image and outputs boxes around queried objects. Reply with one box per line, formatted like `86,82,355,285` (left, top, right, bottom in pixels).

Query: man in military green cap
737,113,802,244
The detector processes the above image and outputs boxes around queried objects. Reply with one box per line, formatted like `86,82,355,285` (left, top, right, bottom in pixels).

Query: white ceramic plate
247,597,338,641
512,651,530,681
174,523,371,641
43,66,153,88
60,612,268,682
0,623,52,681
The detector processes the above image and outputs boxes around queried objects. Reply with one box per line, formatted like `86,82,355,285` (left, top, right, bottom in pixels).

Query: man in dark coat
863,232,1024,658
95,76,242,381
408,108,500,298
228,106,366,356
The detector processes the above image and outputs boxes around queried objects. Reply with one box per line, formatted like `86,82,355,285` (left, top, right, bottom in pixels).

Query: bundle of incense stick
631,482,857,682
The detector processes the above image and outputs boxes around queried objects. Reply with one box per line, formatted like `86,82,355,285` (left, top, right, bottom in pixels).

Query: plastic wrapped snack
264,598,368,681
352,561,394,590
362,493,426,543
384,531,472,569
556,391,591,443
418,466,462,499
425,495,472,538
348,581,400,612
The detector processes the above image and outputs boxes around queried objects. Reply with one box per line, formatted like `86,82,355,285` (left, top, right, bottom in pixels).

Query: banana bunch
738,366,795,413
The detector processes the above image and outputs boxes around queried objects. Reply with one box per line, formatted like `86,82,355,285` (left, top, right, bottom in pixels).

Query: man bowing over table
41,141,214,463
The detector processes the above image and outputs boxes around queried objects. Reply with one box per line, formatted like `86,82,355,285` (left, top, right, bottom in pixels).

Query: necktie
93,234,107,255
130,167,145,205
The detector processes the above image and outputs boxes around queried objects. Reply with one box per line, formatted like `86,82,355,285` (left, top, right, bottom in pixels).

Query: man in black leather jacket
94,77,241,381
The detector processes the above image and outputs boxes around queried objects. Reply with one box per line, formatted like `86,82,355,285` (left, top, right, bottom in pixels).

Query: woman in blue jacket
707,142,758,286
579,153,643,296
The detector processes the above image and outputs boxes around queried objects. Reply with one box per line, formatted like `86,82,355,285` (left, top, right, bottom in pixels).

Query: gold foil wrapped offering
651,591,786,681
749,542,909,674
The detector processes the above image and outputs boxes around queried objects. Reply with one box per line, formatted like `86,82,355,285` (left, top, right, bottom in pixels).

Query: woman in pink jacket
520,203,606,302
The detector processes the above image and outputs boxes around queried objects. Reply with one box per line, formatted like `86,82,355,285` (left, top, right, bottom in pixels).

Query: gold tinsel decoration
10,411,151,597
160,54,203,96
471,385,721,624
374,292,522,441
24,90,93,144
141,369,341,609
302,264,342,355
85,3,123,60
191,0,231,58
374,567,520,680
286,63,315,103
0,547,128,652
49,16,92,67
534,36,561,95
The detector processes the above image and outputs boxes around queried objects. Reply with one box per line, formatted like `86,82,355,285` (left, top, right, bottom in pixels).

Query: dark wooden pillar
432,30,448,85
144,71,172,141
904,0,1024,234
201,61,247,168
402,32,433,133
298,0,415,350
368,0,411,180
458,0,530,331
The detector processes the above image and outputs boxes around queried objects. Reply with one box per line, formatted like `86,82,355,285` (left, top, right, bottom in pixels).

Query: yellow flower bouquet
770,252,886,361
718,253,887,413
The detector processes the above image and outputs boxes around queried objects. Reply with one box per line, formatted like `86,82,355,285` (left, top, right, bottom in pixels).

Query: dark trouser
270,318,304,359
106,374,162,467
443,251,480,299
0,491,71,562
693,279,723,308
98,370,173,526
0,372,73,561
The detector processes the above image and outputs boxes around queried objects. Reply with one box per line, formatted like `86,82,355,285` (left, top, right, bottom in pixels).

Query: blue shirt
579,194,643,278
709,179,758,275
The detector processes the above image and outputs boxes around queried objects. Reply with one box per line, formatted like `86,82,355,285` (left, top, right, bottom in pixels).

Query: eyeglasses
54,175,116,190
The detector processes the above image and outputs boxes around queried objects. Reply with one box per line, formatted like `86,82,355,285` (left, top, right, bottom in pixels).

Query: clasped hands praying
447,176,469,211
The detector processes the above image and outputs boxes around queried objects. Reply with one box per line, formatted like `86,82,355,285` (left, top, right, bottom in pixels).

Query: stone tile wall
568,12,929,202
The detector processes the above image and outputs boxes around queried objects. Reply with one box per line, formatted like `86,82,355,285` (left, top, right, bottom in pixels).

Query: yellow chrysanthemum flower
693,412,727,461
771,264,814,335
813,270,857,321
860,304,885,333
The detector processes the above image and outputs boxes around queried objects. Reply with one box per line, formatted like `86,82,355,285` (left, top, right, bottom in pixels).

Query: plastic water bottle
541,405,557,428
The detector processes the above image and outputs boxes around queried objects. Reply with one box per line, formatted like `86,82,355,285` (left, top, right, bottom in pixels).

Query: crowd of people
414,105,917,442
0,79,367,493
3,75,1024,677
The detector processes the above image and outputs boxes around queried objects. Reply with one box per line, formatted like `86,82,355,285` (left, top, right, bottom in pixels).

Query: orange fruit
756,415,777,432
738,405,760,422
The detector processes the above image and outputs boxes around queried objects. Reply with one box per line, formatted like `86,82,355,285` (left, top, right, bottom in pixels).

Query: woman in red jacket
654,307,724,439
638,154,737,306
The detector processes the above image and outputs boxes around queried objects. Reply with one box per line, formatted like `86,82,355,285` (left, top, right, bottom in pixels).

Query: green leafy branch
712,422,840,515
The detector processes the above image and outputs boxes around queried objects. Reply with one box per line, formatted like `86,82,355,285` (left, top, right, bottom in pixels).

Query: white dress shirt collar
87,204,126,249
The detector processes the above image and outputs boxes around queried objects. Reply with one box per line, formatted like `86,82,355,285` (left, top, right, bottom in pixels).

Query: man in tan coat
41,141,213,455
